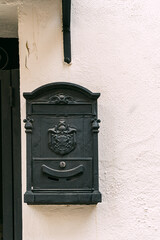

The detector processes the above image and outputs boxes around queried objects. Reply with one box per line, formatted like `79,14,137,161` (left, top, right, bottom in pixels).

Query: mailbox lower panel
24,191,102,204
32,159,93,190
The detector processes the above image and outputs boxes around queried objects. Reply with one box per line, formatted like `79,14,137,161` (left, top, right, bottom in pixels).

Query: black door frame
1,69,22,240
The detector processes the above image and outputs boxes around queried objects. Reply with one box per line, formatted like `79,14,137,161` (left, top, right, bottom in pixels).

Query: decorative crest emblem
48,120,77,155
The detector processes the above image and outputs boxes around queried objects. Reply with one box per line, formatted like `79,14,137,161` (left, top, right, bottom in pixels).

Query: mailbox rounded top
23,82,100,100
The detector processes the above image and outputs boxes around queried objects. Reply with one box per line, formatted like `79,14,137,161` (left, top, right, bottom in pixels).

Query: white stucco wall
16,0,160,239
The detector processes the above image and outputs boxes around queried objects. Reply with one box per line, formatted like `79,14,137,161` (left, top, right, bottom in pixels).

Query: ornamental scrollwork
23,116,34,133
49,93,75,104
91,118,101,133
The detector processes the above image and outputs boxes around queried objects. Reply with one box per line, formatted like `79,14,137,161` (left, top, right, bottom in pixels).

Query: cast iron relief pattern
49,93,75,104
91,118,101,133
23,116,34,133
48,120,77,155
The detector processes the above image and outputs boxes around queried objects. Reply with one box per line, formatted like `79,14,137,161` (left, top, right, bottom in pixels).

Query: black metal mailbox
24,82,101,204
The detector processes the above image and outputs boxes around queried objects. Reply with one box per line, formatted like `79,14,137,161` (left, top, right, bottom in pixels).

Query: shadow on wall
25,205,97,238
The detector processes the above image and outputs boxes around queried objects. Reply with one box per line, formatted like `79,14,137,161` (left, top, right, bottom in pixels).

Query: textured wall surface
17,0,160,239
